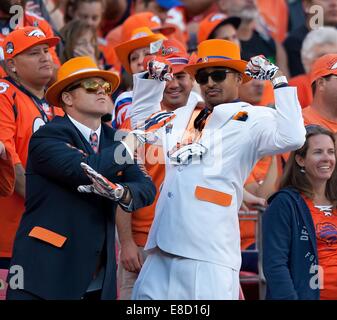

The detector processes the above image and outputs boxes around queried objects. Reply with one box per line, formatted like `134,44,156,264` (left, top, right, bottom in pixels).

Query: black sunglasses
195,69,235,85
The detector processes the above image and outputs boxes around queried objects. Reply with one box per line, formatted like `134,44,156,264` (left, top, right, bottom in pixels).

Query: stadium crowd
0,0,337,300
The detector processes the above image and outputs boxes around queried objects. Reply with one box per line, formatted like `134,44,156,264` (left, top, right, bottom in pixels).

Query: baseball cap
197,13,241,44
152,39,190,74
310,53,337,84
3,26,59,60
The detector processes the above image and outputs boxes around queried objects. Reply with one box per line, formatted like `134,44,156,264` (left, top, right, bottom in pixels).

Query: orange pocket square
195,186,232,207
29,227,67,248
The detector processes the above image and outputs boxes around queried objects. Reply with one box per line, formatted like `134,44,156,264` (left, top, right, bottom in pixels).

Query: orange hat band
197,55,233,63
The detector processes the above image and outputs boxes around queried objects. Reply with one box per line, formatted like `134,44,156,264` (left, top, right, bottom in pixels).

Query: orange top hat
153,39,189,74
310,53,337,84
197,13,241,44
121,12,175,43
3,26,59,60
115,26,166,74
184,39,251,83
45,56,120,107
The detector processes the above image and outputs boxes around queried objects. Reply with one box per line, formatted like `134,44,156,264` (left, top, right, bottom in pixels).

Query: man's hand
78,162,125,201
144,56,174,82
120,239,144,273
245,55,279,80
130,111,176,144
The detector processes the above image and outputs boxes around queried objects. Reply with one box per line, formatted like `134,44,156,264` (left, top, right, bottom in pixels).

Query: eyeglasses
195,69,235,85
66,79,112,95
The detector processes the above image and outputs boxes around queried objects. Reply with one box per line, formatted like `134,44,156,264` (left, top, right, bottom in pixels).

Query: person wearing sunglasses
129,39,306,300
263,125,337,300
6,56,160,300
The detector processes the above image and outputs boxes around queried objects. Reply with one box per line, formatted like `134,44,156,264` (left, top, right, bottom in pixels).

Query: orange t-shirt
304,197,337,300
0,78,64,257
242,157,273,250
289,74,312,109
256,0,289,43
132,144,166,246
117,109,166,246
303,106,337,134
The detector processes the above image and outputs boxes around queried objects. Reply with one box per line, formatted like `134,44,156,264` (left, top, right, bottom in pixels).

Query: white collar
68,115,101,144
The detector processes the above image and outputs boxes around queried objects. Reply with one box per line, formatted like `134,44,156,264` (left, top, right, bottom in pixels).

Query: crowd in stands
0,0,337,300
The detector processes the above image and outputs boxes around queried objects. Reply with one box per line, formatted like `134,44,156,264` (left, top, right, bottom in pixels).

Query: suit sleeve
262,193,299,300
119,163,156,211
130,72,165,129
28,123,135,188
251,86,306,158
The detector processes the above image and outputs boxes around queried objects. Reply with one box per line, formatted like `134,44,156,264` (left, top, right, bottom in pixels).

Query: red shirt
0,78,63,257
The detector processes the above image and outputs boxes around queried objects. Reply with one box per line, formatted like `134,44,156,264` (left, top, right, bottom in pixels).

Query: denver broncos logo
0,82,9,94
316,222,337,245
161,46,179,56
25,29,46,38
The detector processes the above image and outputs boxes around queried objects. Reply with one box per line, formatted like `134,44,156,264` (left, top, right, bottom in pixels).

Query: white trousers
132,247,240,300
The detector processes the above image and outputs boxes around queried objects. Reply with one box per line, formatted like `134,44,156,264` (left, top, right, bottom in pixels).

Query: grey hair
301,27,337,72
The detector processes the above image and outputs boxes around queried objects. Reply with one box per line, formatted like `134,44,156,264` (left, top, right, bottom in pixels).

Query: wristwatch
272,76,288,88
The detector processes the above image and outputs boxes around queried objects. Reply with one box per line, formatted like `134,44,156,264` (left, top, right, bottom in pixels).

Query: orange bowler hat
3,26,59,59
310,53,337,84
114,26,166,74
121,12,175,43
45,56,120,107
184,39,252,83
197,13,241,44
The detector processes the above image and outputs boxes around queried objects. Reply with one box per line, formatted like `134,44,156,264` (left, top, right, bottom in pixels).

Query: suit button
168,192,173,198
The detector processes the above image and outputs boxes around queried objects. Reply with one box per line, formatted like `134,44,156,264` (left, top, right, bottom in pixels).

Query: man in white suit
131,39,306,300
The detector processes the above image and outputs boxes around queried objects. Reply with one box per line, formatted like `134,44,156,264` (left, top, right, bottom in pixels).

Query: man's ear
316,77,325,92
61,91,73,107
6,59,16,73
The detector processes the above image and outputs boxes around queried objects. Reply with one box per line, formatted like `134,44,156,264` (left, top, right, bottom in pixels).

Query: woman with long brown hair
263,125,337,300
